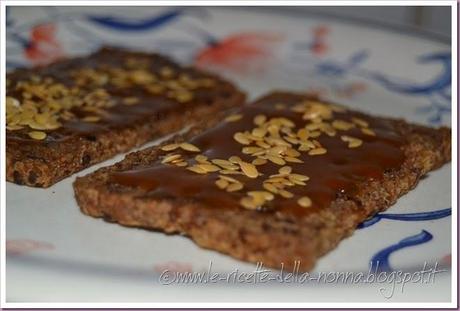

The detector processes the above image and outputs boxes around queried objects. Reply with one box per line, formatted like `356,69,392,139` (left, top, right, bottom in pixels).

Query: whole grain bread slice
6,47,245,187
74,92,451,271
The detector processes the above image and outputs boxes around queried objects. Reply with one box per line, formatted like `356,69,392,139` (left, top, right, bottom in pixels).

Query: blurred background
278,6,451,39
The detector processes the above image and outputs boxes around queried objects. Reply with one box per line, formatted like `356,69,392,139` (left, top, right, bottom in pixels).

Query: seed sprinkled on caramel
82,116,101,122
215,178,229,189
298,196,312,208
161,143,180,151
279,166,292,175
219,175,239,183
240,197,258,209
279,189,294,198
285,156,304,163
225,114,243,122
248,191,274,201
162,153,182,164
122,97,139,105
197,163,220,172
341,135,363,148
187,165,207,174
308,147,327,155
254,114,267,126
351,117,369,128
180,142,201,152
227,183,243,192
28,131,47,140
361,128,376,136
332,120,354,131
252,158,268,166
267,155,286,165
263,182,278,194
229,156,242,164
195,154,209,163
234,132,251,145
240,162,259,178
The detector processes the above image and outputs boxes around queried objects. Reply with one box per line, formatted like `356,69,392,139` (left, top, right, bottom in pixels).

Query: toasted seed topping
240,197,258,209
279,189,294,198
275,103,286,110
361,128,376,136
195,154,208,163
248,191,274,201
220,169,242,175
160,66,174,78
286,148,301,158
161,143,180,151
187,165,207,174
180,142,201,152
197,163,220,172
332,120,354,131
122,97,139,105
82,116,101,122
28,130,47,140
289,173,310,181
7,125,24,131
175,161,188,167
308,147,327,155
175,91,193,103
351,117,369,128
254,114,267,126
279,166,292,175
242,146,264,155
234,132,251,145
263,182,279,194
219,175,239,183
285,156,304,163
252,127,267,138
267,155,286,165
341,135,363,148
240,162,259,178
298,196,312,207
229,156,242,164
227,183,243,192
6,59,218,137
225,114,243,122
215,178,229,189
162,153,182,164
212,159,233,166
252,158,268,166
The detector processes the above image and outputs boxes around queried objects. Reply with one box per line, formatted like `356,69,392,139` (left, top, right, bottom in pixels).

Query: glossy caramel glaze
6,47,233,143
111,94,406,215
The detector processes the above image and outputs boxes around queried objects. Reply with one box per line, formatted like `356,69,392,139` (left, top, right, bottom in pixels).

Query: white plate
5,6,453,303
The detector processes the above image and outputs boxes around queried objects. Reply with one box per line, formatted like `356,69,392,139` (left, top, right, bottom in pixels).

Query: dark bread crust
73,92,451,271
6,49,245,187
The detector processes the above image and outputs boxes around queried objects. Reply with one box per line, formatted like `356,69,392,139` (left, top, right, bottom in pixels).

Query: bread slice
74,92,451,271
6,47,245,187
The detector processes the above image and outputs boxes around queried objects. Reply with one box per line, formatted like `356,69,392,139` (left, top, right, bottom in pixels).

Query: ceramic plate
5,6,453,303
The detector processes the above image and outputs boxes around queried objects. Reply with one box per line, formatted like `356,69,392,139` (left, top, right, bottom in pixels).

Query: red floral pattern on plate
195,32,282,74
310,25,330,56
441,254,451,266
25,23,63,66
6,239,54,256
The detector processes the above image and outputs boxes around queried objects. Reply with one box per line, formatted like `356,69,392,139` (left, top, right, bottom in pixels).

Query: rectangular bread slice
73,92,451,271
6,47,245,187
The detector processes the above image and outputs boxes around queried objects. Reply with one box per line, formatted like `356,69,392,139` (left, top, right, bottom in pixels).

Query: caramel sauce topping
6,48,220,142
111,94,406,215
